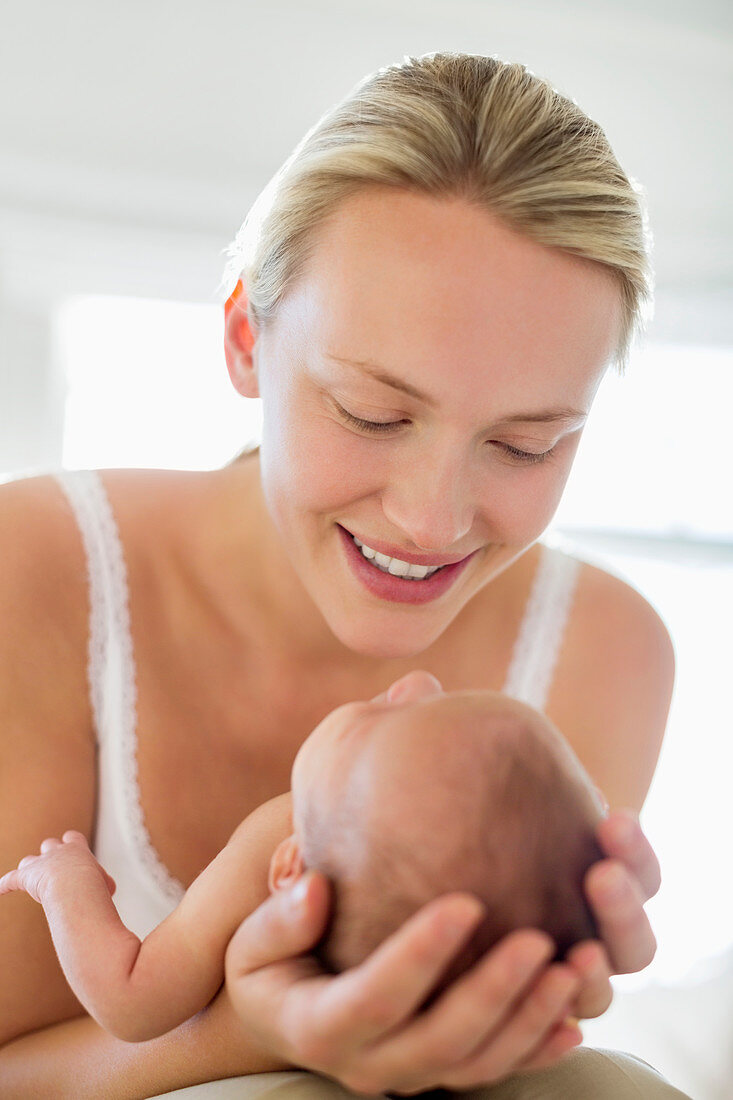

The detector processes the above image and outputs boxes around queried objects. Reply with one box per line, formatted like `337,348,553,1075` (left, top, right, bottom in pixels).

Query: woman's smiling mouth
351,537,443,580
337,525,477,604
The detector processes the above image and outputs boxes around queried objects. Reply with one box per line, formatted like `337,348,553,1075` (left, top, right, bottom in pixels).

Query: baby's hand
0,830,116,905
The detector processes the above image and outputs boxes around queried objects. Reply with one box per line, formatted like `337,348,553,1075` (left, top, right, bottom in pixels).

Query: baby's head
270,671,605,1000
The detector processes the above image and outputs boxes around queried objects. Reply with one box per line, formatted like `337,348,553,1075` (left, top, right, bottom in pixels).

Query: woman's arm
0,987,291,1100
0,477,99,1047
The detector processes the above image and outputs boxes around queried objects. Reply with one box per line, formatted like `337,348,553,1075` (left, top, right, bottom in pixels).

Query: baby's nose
386,669,443,703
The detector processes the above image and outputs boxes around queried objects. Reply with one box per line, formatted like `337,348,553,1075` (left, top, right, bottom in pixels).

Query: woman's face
243,189,621,658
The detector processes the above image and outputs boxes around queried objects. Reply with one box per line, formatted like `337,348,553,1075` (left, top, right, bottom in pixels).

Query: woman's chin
326,614,445,662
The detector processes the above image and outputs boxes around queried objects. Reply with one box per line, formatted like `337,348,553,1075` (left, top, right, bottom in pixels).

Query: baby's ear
268,835,305,895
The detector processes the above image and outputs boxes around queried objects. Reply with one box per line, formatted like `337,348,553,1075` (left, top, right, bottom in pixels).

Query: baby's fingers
62,829,91,848
0,862,41,900
0,868,23,895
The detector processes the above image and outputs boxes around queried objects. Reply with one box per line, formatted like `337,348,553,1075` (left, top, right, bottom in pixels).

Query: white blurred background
1,3,731,1096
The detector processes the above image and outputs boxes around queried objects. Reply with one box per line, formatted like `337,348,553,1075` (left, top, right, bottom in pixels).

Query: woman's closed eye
496,442,558,465
335,401,559,464
334,401,408,434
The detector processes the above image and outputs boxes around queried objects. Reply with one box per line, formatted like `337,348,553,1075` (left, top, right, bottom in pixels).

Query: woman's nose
380,450,475,553
385,669,444,703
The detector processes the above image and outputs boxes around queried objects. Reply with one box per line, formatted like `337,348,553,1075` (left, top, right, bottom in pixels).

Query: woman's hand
564,808,662,1020
225,874,585,1096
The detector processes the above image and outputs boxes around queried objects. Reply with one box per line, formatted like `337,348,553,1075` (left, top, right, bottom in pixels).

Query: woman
0,54,688,1098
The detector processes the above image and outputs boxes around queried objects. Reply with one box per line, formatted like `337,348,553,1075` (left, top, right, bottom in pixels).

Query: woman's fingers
225,873,336,1062
437,963,581,1090
350,929,555,1091
517,1016,584,1072
298,894,486,1055
597,810,661,901
585,812,660,977
226,871,332,979
564,939,613,1018
225,891,588,1095
584,858,656,973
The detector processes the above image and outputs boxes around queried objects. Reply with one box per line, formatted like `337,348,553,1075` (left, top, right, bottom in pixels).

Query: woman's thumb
226,870,331,979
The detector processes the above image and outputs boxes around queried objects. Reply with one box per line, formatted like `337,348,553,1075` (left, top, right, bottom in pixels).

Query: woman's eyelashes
334,401,558,464
498,442,558,465
336,402,405,434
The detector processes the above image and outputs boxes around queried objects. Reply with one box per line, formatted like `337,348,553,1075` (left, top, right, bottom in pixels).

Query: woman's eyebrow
326,353,433,405
325,353,587,425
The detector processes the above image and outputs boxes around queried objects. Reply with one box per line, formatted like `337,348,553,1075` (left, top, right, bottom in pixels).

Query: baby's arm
0,793,293,1043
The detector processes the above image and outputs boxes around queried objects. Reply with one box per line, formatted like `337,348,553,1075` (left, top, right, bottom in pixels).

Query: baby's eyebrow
325,353,587,426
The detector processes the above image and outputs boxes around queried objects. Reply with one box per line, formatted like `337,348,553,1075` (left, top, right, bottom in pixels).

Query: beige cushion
146,1047,692,1098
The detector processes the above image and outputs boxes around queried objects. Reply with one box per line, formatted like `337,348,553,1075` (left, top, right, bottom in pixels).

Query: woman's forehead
279,189,621,403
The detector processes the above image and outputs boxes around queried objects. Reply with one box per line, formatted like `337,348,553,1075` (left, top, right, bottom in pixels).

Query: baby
0,675,604,1042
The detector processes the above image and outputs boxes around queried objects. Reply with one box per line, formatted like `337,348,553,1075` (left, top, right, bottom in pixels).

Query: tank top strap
54,469,184,914
54,469,135,742
502,543,580,712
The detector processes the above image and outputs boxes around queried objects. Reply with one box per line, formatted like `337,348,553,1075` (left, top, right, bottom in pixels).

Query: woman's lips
337,525,477,605
341,527,470,568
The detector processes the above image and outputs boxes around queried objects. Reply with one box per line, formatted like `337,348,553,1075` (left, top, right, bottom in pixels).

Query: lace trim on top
502,544,580,711
55,470,185,904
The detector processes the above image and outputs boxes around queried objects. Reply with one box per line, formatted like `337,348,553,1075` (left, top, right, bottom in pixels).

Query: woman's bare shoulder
571,556,675,681
0,474,90,715
550,554,675,812
97,466,240,563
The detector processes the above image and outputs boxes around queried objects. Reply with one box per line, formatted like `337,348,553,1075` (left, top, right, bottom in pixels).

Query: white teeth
406,563,431,579
350,535,442,580
353,536,376,559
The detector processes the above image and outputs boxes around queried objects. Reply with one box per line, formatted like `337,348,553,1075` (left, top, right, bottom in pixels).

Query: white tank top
55,468,580,939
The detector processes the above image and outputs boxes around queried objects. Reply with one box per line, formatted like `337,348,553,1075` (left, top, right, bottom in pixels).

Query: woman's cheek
487,462,572,547
266,398,381,515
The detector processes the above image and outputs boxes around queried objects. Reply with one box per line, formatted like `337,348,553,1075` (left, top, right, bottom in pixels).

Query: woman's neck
204,455,396,678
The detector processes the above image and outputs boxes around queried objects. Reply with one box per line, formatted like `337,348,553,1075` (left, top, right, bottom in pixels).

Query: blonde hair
224,52,652,370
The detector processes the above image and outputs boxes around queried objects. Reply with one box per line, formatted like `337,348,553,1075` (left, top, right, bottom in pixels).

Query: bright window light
59,295,262,470
553,342,733,540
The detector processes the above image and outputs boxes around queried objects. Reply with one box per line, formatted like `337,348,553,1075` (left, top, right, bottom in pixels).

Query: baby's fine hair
303,713,603,1008
224,51,652,370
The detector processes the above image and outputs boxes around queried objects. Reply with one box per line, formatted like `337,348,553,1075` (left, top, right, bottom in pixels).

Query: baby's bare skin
0,796,293,1043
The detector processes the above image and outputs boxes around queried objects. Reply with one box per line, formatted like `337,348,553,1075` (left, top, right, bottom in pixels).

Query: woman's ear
268,834,305,895
224,279,260,398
